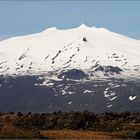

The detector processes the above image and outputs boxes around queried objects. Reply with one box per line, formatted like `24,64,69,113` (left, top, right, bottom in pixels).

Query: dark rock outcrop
58,69,89,80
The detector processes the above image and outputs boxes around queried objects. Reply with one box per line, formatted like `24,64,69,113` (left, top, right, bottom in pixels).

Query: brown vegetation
40,130,130,139
0,111,140,139
0,123,42,139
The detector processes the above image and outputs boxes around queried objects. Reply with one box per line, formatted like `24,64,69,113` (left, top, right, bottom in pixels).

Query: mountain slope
0,24,140,113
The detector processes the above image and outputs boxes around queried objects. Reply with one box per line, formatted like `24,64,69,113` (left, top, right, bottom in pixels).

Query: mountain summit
0,24,140,78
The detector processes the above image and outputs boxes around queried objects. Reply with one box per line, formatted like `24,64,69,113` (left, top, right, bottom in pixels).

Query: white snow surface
129,96,136,101
84,90,93,94
0,24,140,77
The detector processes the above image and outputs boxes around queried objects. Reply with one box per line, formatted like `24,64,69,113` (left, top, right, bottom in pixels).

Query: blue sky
0,1,140,40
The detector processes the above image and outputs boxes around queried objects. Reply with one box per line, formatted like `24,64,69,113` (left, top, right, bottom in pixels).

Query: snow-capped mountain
0,24,140,113
0,24,140,78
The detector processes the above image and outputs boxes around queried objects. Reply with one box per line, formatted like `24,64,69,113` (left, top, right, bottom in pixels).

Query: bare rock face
58,69,89,80
83,37,87,42
94,65,123,75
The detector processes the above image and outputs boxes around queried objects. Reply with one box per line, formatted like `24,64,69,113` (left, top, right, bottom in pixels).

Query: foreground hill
0,111,140,139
